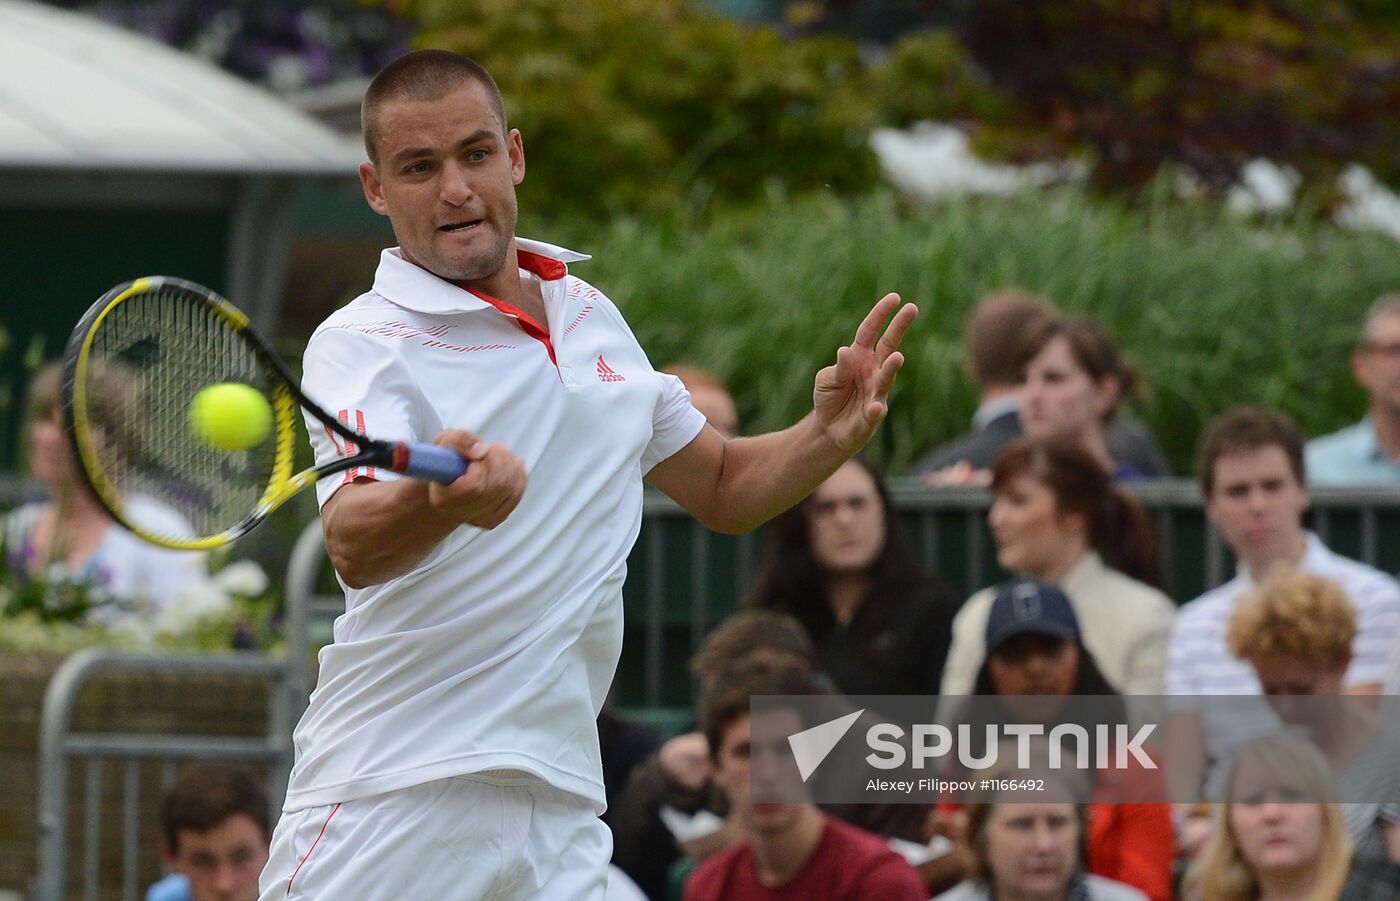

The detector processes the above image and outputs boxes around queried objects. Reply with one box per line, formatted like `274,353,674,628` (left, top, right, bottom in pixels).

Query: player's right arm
321,429,526,588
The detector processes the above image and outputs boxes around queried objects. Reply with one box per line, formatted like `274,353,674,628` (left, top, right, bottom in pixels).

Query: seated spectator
746,456,958,696
1226,570,1400,865
935,771,1149,901
1018,315,1167,480
1307,294,1400,486
935,579,1173,901
683,663,926,900
612,610,817,899
909,289,1056,482
146,761,268,901
662,364,739,439
1166,408,1400,805
4,362,205,624
1190,734,1399,901
941,436,1176,697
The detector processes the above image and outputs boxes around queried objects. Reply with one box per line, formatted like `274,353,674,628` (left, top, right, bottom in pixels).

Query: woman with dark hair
1019,314,1167,480
941,436,1176,697
934,580,1173,901
745,456,958,696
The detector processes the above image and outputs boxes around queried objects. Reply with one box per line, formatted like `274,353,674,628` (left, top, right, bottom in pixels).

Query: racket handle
392,442,469,483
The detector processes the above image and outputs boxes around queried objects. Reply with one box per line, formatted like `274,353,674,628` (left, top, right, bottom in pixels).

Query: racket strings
78,287,281,542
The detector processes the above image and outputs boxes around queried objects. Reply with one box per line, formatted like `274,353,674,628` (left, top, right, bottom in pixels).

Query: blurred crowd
597,291,1400,900
13,292,1400,901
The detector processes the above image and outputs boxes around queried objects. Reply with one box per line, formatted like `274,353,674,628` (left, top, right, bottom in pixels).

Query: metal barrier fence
616,480,1400,712
32,652,293,901
28,526,335,900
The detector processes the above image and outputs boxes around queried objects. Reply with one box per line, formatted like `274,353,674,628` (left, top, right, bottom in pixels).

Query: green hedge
536,187,1400,474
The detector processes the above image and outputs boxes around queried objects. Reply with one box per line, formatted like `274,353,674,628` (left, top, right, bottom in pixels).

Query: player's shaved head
362,49,507,165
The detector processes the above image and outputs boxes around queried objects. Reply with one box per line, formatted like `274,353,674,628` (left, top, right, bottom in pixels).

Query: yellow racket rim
70,277,301,551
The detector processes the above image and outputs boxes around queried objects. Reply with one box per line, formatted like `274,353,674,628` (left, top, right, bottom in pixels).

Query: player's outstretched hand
813,292,917,455
426,429,527,529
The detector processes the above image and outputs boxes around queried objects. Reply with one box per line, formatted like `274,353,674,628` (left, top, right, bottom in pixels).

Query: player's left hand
813,292,917,455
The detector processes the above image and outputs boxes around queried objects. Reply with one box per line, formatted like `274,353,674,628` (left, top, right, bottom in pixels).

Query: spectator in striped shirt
1164,408,1400,848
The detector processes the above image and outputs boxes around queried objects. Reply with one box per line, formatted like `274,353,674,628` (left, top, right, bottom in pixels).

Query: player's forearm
321,479,461,588
703,413,849,533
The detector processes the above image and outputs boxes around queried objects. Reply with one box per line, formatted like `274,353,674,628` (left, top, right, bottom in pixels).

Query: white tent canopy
0,0,370,328
0,0,363,174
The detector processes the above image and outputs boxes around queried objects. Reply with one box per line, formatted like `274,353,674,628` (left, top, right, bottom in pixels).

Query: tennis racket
62,276,468,551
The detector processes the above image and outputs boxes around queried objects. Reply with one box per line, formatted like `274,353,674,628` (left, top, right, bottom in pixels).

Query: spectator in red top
683,662,926,901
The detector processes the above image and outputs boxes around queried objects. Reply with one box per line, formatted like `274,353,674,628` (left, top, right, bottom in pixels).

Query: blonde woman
1192,734,1384,901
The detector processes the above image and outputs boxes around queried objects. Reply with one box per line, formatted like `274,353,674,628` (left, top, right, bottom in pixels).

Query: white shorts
258,771,610,900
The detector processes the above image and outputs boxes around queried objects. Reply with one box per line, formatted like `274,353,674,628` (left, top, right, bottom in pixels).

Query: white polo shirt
284,238,706,814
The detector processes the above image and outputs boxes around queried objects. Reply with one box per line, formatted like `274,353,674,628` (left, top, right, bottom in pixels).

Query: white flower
1226,159,1300,215
108,617,158,649
158,580,233,635
213,561,269,598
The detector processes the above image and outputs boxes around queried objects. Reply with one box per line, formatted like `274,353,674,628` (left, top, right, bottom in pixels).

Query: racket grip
392,442,469,483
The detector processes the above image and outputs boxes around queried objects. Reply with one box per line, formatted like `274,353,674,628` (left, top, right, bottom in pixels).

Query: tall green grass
536,187,1400,474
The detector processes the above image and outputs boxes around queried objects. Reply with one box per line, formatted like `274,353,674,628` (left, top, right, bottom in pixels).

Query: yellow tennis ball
190,383,273,451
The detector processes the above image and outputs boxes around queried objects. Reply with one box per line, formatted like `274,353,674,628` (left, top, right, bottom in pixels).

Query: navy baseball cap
984,579,1080,653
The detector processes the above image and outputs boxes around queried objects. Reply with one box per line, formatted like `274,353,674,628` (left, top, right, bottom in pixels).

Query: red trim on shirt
461,286,558,368
287,802,341,894
517,249,568,281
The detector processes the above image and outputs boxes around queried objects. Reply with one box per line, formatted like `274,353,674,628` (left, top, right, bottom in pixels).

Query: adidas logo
597,355,625,382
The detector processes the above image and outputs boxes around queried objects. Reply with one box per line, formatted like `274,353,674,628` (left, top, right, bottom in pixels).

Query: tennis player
258,49,918,898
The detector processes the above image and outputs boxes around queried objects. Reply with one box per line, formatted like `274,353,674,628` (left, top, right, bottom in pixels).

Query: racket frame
63,276,408,550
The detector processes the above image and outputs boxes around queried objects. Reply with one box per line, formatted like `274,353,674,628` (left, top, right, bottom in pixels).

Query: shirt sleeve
640,372,706,475
939,592,989,697
1120,593,1176,696
1162,604,1208,711
1348,573,1400,686
301,326,423,509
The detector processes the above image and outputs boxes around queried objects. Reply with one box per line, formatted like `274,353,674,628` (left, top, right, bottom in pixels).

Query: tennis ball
190,383,273,451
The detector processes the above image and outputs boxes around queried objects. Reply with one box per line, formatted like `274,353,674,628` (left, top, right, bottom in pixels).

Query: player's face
1020,336,1118,442
1354,312,1400,415
982,803,1079,899
988,474,1087,580
1205,446,1308,566
805,461,885,577
165,813,268,901
360,81,525,285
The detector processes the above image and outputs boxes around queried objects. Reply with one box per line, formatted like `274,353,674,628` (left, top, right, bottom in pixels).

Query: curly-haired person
1226,571,1400,870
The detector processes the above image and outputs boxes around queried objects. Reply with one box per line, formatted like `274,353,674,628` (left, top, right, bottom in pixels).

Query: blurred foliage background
16,0,1400,475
